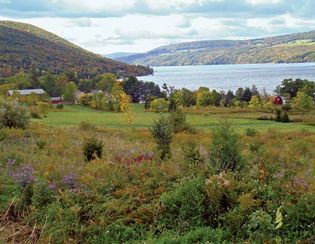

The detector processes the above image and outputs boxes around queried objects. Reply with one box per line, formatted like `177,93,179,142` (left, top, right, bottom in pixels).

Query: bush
159,178,206,232
0,98,29,129
37,102,49,117
168,110,194,133
210,121,243,172
56,104,64,109
245,209,275,241
245,128,258,137
282,195,315,241
150,116,173,160
83,137,104,162
150,98,169,112
29,106,42,119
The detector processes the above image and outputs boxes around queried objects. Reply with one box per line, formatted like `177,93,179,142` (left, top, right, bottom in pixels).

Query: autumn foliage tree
120,93,133,127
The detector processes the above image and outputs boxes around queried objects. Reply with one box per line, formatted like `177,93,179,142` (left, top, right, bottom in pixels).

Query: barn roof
8,89,45,96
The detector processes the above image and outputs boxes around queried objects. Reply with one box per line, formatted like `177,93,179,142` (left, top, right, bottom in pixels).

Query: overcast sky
1,0,315,54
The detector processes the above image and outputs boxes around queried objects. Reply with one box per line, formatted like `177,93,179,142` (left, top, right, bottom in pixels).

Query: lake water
138,63,315,93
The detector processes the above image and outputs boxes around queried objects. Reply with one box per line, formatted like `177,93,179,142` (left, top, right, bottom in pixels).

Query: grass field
33,104,315,132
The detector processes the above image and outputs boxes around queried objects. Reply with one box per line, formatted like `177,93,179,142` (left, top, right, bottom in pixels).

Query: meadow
33,104,315,132
1,103,315,243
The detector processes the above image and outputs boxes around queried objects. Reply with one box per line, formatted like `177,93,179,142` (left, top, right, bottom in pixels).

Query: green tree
293,91,313,110
40,73,63,97
96,73,117,93
63,82,77,104
150,98,169,112
150,116,173,160
275,79,315,98
209,90,222,107
6,71,32,89
196,90,211,107
249,95,261,110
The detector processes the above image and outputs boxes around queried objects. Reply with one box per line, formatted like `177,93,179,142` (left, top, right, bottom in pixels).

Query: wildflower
10,164,34,187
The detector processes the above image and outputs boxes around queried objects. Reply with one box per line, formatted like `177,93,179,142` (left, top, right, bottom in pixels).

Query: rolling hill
114,30,315,66
0,21,153,77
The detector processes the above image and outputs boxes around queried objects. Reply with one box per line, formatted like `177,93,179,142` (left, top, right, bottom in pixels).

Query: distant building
7,89,45,96
90,89,103,95
269,96,283,106
50,97,63,105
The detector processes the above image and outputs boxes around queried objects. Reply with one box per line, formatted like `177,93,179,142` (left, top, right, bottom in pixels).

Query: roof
51,97,63,101
8,89,45,96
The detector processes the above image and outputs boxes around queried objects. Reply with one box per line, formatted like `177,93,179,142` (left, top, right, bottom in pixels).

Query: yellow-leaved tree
120,93,133,127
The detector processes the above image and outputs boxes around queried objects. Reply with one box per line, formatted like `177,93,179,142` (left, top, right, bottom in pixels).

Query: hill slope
116,31,315,66
0,21,152,77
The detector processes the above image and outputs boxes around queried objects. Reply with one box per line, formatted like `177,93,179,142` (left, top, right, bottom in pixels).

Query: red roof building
270,96,283,105
50,97,63,104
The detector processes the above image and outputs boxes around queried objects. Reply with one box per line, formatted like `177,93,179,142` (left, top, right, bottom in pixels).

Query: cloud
66,18,92,27
0,0,312,19
1,0,315,54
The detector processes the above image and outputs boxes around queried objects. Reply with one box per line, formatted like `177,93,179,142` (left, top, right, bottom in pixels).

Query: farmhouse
7,89,45,96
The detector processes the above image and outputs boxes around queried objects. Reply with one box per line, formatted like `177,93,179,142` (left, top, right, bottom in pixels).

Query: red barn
270,96,283,106
50,97,63,104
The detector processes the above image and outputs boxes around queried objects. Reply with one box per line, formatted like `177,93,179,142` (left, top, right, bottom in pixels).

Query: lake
138,63,315,93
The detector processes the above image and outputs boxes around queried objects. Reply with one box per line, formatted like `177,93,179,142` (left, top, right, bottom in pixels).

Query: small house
50,97,63,105
269,96,283,106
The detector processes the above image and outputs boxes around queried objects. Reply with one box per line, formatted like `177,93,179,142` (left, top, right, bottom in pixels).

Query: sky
1,0,315,54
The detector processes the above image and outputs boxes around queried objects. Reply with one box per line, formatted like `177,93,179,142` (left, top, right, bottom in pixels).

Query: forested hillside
0,21,152,78
115,30,315,66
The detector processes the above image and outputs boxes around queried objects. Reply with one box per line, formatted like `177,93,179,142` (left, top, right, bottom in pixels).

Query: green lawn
32,104,315,132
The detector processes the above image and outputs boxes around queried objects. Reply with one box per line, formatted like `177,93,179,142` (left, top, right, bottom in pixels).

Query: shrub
245,210,275,241
150,116,173,160
282,195,315,241
37,102,49,117
0,98,29,129
29,106,42,119
83,137,104,162
159,178,206,232
150,98,169,112
210,121,243,172
245,128,258,137
168,110,194,133
56,104,64,109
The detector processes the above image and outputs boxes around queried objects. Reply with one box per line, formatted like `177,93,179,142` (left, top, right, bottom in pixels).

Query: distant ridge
0,21,152,77
114,30,315,66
